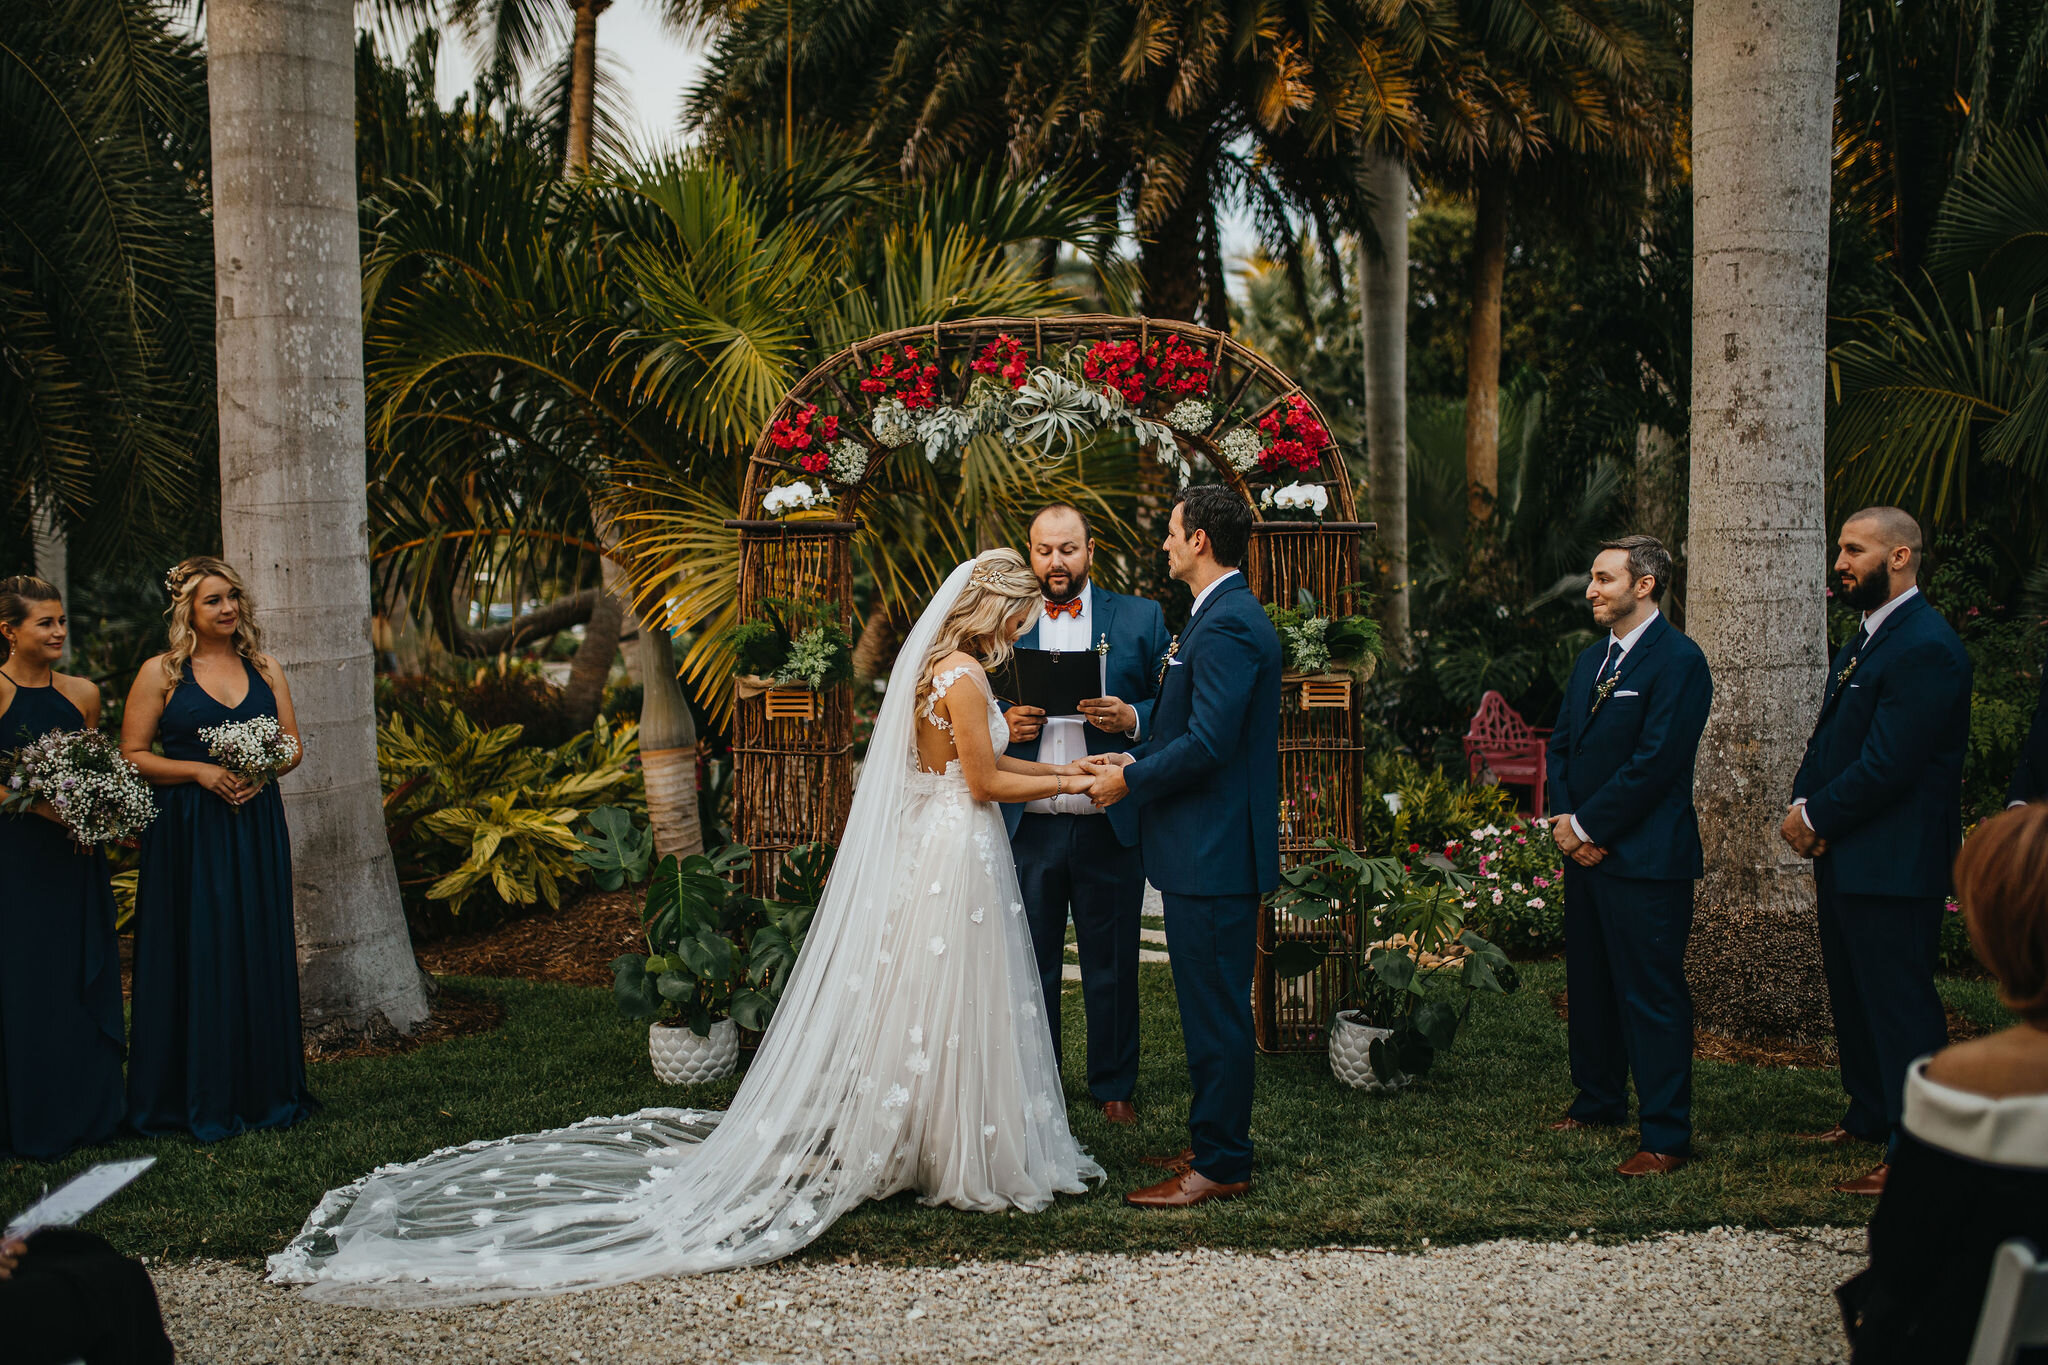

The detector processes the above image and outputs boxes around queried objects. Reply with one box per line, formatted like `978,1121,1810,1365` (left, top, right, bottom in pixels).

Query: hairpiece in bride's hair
969,554,1034,594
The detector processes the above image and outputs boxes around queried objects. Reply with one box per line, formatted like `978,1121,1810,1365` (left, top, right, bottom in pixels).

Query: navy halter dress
126,658,313,1140
0,679,125,1159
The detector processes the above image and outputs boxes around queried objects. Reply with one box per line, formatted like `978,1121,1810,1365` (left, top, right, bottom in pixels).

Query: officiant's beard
1037,565,1090,604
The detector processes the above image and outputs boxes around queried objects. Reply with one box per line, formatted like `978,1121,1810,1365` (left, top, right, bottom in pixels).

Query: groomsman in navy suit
1082,486,1282,1208
1001,504,1170,1125
2009,653,2048,805
1783,506,1972,1197
1544,535,1713,1177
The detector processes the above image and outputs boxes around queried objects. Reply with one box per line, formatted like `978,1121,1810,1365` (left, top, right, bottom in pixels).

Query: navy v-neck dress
0,679,125,1159
126,659,313,1140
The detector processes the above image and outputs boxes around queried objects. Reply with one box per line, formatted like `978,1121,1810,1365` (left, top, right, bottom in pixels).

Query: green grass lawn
1,964,2014,1267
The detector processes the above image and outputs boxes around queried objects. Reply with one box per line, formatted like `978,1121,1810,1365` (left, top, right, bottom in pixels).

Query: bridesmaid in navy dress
0,576,125,1159
121,556,313,1140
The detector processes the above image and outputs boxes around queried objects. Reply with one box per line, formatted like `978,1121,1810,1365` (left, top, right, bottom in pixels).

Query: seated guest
0,1227,175,1364
1837,804,2048,1364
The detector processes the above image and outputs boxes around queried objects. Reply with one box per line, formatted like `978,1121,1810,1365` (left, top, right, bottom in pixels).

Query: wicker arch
727,315,1375,1053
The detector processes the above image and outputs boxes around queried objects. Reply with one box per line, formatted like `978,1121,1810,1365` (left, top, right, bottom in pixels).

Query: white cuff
1792,798,1813,831
1568,814,1591,845
2010,800,2029,809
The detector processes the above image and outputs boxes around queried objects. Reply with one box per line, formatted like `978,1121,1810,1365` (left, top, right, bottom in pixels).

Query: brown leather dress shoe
1796,1123,1861,1145
1140,1148,1195,1172
1615,1151,1688,1177
1099,1100,1137,1126
1548,1116,1615,1132
1833,1163,1889,1196
1125,1168,1250,1208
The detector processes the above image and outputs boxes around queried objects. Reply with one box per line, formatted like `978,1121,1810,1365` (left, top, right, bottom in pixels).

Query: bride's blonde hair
162,555,265,693
917,549,1042,701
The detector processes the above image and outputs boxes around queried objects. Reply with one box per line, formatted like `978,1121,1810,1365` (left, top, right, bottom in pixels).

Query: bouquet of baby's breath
0,728,157,845
198,715,299,804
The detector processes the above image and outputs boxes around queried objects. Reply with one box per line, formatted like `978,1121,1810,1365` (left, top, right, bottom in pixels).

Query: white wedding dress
268,560,1102,1304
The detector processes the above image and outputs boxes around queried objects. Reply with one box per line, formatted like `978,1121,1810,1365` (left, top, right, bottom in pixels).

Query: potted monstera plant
610,841,832,1084
1267,839,1519,1091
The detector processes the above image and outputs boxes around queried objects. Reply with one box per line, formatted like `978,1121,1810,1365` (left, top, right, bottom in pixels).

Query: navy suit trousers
1814,860,1948,1149
1563,864,1695,1154
1160,890,1257,1184
1012,813,1144,1102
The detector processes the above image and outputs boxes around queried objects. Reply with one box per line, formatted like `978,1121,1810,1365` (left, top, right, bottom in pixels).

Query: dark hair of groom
1175,485,1252,568
1598,535,1674,602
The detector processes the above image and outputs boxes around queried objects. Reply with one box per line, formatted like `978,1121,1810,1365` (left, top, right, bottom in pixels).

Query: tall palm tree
1357,147,1411,659
1683,0,1838,1043
1,0,216,579
690,0,1421,325
208,0,431,1039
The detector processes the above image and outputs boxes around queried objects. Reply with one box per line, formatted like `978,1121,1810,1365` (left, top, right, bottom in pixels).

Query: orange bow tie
1044,599,1082,620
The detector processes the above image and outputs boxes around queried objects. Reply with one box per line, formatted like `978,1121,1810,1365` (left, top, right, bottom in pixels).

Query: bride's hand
1056,762,1093,776
1080,752,1133,769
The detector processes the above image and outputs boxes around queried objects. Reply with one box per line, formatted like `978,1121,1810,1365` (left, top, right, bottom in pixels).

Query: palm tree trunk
208,0,429,1041
632,622,703,858
1139,175,1210,322
561,584,621,728
1462,175,1509,525
1682,0,1838,1042
30,497,68,666
563,0,609,176
1358,149,1411,662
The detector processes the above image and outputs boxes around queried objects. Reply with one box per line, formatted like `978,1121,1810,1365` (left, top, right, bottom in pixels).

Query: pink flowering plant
1444,821,1566,953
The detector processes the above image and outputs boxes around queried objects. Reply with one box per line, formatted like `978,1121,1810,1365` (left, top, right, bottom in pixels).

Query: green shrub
1356,749,1518,855
379,662,576,750
1445,821,1566,954
379,703,644,931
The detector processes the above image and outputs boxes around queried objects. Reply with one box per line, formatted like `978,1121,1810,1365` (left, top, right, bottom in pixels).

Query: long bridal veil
270,558,1094,1305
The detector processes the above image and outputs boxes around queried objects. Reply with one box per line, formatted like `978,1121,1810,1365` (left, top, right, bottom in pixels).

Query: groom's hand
1078,696,1137,734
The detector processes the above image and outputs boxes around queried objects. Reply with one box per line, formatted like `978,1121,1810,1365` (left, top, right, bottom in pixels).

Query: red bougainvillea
859,345,942,409
1256,396,1329,476
769,403,841,474
1081,334,1214,407
970,334,1031,389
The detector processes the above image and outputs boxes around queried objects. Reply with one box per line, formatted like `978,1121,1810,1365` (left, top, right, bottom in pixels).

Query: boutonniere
1155,634,1181,687
1834,655,1861,691
1587,670,1621,719
1095,634,1111,660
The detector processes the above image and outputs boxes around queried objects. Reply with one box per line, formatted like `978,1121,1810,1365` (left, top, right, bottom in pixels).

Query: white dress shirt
1025,583,1110,816
1795,585,1921,829
1568,609,1660,844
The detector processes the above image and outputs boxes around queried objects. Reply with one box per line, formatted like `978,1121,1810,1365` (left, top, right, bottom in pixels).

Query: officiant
1001,504,1170,1124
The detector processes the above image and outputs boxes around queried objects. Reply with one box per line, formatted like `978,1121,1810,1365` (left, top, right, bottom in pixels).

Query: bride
269,551,1105,1303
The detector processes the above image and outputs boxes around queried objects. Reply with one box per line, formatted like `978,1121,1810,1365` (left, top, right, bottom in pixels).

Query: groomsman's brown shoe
1796,1123,1861,1145
1125,1168,1250,1209
1548,1116,1615,1132
1616,1151,1688,1177
1140,1148,1194,1172
1832,1163,1889,1196
1099,1101,1137,1126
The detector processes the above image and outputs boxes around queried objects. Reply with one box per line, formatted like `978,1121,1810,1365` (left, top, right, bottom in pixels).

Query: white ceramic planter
649,1018,740,1084
1329,1010,1411,1092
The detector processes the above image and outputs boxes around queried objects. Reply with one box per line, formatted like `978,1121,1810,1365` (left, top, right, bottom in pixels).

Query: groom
1084,485,1282,1208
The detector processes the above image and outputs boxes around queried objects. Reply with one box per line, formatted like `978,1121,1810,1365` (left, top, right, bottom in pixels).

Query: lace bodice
916,665,1006,777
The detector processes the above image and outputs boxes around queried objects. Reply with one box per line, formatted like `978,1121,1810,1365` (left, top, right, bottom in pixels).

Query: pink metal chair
1461,690,1552,815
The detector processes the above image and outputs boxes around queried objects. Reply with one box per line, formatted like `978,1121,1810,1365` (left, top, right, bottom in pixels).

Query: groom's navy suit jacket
1122,575,1282,897
1545,615,1713,881
999,586,1170,848
1793,591,1971,900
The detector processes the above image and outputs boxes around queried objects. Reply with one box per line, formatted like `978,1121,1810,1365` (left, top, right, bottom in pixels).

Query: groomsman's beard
1839,565,1895,611
1037,568,1089,605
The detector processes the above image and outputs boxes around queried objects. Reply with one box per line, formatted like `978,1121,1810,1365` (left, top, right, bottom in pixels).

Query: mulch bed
307,986,506,1061
413,889,645,989
1550,991,1988,1070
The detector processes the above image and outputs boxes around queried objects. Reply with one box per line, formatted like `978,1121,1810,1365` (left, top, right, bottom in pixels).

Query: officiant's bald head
1027,503,1094,604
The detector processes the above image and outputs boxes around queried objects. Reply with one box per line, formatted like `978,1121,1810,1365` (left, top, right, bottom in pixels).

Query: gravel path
155,1227,1864,1363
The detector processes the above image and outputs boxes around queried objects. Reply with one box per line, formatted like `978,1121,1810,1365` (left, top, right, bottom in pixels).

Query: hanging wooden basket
1286,673,1353,710
762,688,819,720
